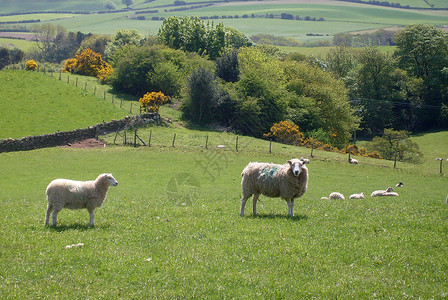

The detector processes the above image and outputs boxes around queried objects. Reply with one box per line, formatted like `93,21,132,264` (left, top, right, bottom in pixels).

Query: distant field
0,70,127,139
0,13,76,22
0,37,34,50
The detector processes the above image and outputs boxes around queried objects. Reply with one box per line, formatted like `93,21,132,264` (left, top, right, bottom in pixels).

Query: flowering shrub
139,91,169,113
25,60,38,71
264,121,305,145
63,48,113,82
265,121,382,159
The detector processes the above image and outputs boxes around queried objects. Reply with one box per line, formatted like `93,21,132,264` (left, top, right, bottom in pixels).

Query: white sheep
349,158,359,164
45,173,118,226
349,192,364,199
321,192,345,200
370,187,398,197
240,158,309,217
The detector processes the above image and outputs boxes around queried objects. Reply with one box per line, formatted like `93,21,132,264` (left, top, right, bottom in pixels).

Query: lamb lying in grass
370,187,398,197
45,173,118,226
349,192,365,199
240,158,309,217
321,192,345,200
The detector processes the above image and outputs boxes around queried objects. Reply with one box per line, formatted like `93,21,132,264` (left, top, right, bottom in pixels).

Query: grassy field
1,69,448,298
0,37,34,50
0,0,446,42
0,70,128,139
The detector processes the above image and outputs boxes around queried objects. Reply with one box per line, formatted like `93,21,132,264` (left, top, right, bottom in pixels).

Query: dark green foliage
394,24,448,130
182,67,219,125
111,45,207,97
215,50,239,83
0,47,24,70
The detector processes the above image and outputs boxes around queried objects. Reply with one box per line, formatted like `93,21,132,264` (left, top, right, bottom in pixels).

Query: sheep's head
386,187,393,192
99,173,118,186
288,158,309,177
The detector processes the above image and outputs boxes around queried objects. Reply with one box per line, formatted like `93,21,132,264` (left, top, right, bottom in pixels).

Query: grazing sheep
240,158,309,217
349,158,359,164
370,187,398,197
395,182,403,187
349,192,364,199
321,192,345,200
45,173,118,226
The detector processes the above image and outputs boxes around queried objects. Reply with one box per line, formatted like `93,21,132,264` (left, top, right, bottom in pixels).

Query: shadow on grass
248,213,308,222
45,223,107,232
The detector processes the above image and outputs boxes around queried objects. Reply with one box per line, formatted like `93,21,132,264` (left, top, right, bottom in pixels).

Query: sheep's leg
240,195,250,217
45,203,53,226
88,208,95,226
286,199,294,217
252,194,260,216
52,207,61,226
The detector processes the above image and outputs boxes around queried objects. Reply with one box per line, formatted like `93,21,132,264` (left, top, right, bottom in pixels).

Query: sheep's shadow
248,213,308,222
46,223,98,232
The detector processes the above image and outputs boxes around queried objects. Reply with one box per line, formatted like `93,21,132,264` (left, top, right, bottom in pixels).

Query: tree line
1,19,447,157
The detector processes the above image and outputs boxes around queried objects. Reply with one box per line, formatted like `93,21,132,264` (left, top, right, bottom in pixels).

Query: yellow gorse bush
264,120,382,159
264,120,304,145
63,48,113,83
139,91,169,113
25,60,38,71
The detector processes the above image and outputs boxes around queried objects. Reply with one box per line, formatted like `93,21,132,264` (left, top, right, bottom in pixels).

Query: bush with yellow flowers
25,60,38,71
264,121,305,145
63,48,113,83
139,91,169,113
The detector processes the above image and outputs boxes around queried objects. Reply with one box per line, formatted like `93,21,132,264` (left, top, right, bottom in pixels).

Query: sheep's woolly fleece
45,173,118,226
240,158,309,217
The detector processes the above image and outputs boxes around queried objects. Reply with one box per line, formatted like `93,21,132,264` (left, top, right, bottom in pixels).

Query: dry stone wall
0,113,158,153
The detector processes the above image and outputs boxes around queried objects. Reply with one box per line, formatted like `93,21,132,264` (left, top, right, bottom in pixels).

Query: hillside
0,70,128,139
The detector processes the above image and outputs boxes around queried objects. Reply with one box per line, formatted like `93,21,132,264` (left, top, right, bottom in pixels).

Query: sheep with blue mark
45,173,118,226
240,158,310,217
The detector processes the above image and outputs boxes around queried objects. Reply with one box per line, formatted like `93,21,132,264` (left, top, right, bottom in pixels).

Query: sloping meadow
0,143,447,298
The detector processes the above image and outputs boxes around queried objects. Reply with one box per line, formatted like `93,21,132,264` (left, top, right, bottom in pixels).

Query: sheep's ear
287,160,292,165
300,157,310,164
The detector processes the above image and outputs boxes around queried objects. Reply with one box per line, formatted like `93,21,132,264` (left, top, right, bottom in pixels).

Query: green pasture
0,70,127,139
1,67,448,298
0,37,34,51
0,139,447,298
31,1,448,40
0,13,77,22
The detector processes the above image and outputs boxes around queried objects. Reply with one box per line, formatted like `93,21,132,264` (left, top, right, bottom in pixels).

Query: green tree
370,129,423,165
106,29,144,63
283,60,359,147
182,67,219,125
325,45,356,79
394,24,448,129
80,34,111,56
104,1,116,11
122,0,134,8
215,49,239,82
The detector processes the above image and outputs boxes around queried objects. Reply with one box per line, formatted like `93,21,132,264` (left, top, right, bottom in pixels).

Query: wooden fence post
172,133,176,147
84,81,87,92
236,136,239,152
205,136,208,149
269,139,272,154
148,129,152,147
134,129,137,147
75,77,78,87
130,102,133,114
59,71,61,80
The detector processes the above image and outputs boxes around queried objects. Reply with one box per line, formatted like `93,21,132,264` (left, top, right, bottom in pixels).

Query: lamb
45,173,118,226
240,158,309,217
321,192,345,200
349,192,364,199
370,187,398,197
349,158,359,164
